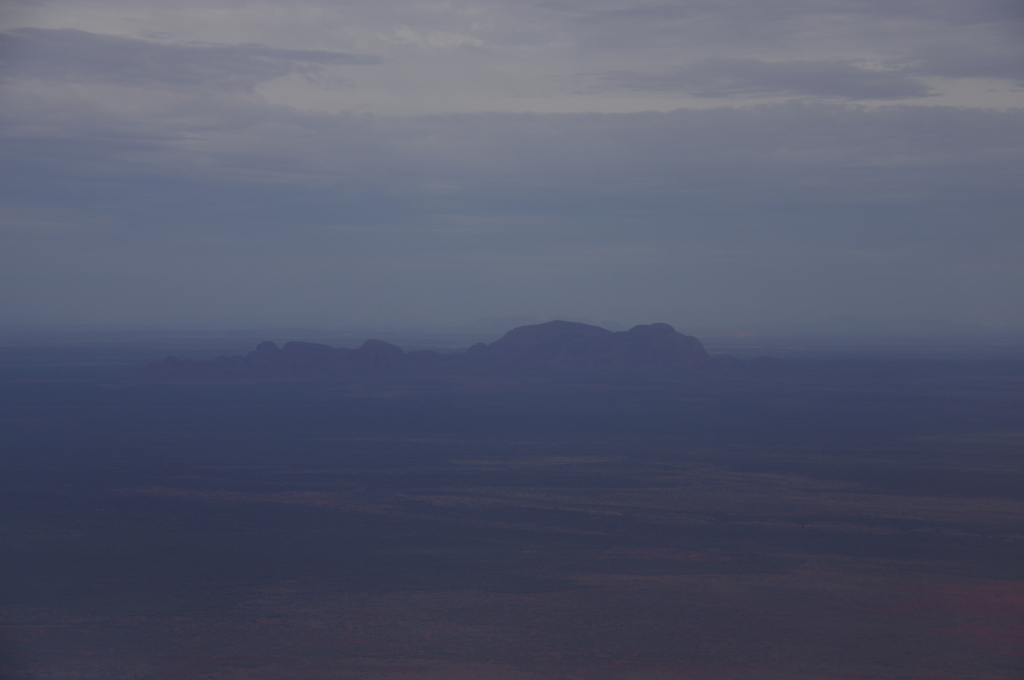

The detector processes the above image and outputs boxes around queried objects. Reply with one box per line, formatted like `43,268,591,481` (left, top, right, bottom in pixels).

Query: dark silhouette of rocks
145,320,785,380
462,321,712,372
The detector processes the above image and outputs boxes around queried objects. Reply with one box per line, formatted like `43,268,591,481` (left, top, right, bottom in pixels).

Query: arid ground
2,342,1023,679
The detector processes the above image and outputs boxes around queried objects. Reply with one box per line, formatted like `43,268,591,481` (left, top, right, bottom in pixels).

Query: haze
2,0,1023,330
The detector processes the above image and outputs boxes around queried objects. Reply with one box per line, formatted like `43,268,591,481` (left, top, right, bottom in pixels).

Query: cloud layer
598,59,935,99
1,1,1023,328
2,28,381,90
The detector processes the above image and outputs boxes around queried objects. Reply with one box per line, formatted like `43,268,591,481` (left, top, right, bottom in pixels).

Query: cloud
904,43,1024,84
540,0,1024,53
1,0,1023,326
4,0,1021,113
595,59,934,100
389,27,484,49
0,28,382,90
3,83,1021,243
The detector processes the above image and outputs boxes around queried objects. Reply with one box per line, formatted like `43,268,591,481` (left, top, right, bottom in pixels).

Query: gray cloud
3,1,1021,111
542,0,1024,53
3,91,1021,245
551,0,1023,31
1,0,1023,328
904,43,1024,83
595,59,933,99
0,28,382,90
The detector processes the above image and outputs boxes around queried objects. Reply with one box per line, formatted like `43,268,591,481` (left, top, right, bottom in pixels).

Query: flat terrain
2,343,1023,679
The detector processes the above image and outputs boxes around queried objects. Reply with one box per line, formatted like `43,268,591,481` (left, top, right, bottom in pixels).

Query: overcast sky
2,0,1023,330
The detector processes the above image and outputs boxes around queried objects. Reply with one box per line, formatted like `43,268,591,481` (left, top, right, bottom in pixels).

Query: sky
2,0,1023,331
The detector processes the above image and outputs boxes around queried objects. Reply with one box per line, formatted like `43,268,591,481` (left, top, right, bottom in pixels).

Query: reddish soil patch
892,581,1024,656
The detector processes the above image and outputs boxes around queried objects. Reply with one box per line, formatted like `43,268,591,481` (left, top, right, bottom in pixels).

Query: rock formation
145,320,785,380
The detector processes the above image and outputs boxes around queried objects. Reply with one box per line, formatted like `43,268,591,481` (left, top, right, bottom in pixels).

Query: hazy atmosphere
2,0,1023,330
4,6,1024,678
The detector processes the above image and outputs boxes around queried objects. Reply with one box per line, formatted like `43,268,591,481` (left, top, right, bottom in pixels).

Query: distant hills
145,320,788,380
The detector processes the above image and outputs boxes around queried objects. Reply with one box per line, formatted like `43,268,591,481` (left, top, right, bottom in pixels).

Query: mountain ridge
145,320,787,380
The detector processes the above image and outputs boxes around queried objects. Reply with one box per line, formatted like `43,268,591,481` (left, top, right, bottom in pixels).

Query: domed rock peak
143,320,776,379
